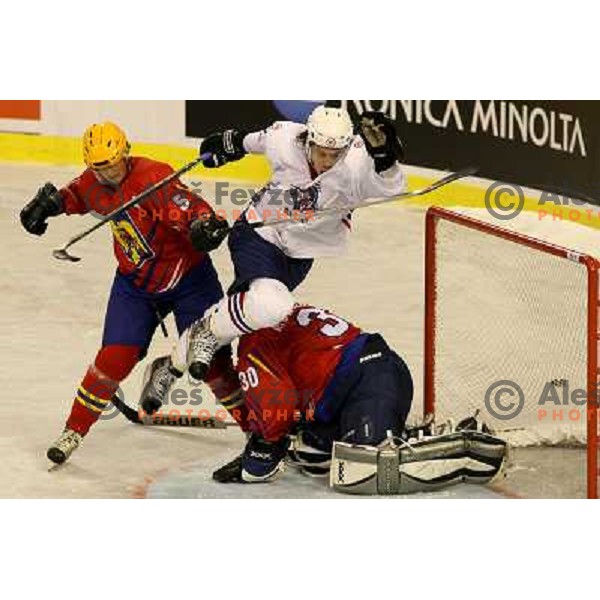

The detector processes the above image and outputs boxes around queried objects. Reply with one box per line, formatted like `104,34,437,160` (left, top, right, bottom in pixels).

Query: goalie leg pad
287,429,333,477
330,431,507,495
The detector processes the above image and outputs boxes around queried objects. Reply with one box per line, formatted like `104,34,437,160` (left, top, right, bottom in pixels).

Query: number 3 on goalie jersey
296,308,350,337
239,366,259,391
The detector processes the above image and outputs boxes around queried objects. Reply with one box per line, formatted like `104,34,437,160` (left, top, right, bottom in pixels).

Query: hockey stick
111,393,239,429
52,153,212,263
244,166,478,232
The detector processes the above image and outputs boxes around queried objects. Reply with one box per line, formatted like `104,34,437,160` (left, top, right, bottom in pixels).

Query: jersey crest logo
110,212,155,268
287,183,321,212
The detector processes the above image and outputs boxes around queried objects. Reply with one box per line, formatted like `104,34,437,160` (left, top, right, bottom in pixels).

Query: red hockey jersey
60,156,213,293
234,305,362,441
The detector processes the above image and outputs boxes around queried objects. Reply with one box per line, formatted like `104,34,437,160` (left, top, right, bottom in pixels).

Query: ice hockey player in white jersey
142,105,407,405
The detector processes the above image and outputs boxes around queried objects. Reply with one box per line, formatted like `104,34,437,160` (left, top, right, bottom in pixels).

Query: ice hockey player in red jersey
207,304,414,483
19,121,233,464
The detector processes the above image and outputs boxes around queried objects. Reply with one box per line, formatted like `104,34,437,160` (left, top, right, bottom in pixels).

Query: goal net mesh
424,208,598,497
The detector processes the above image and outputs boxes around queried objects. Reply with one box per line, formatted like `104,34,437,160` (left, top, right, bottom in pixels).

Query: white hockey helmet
306,106,354,149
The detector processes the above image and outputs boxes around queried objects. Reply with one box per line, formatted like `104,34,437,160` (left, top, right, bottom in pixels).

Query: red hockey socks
66,345,140,435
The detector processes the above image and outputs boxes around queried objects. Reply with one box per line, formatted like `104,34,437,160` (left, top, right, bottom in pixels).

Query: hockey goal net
424,207,599,498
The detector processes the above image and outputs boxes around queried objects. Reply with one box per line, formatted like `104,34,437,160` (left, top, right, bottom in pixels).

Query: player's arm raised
20,183,64,236
198,122,276,168
198,129,249,168
189,127,274,251
358,111,405,173
353,111,407,200
20,173,97,236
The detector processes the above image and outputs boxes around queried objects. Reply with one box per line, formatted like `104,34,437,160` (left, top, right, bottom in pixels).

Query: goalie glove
358,111,405,173
199,129,247,168
20,182,64,236
189,213,230,253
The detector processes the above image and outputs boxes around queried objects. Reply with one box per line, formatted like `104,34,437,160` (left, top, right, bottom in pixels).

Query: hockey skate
187,317,219,381
47,428,83,465
139,356,180,416
213,434,290,483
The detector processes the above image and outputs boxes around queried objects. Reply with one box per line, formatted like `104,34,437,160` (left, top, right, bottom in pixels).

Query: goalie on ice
165,302,412,485
145,303,507,493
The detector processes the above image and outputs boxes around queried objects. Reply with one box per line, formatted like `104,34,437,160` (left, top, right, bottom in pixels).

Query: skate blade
47,461,67,472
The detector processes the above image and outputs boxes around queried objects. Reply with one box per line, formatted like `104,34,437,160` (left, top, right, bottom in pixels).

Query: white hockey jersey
242,121,406,258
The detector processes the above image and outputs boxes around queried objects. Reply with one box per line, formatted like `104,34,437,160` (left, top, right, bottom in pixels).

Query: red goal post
423,206,599,498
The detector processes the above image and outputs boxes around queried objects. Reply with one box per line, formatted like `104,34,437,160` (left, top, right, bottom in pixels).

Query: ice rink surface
2,162,598,498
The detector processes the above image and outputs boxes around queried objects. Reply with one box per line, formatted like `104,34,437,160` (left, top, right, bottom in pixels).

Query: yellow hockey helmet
83,121,130,168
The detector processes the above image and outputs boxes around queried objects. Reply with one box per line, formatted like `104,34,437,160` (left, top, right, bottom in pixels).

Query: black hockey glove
358,111,405,173
199,129,247,168
189,213,230,252
20,182,64,236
